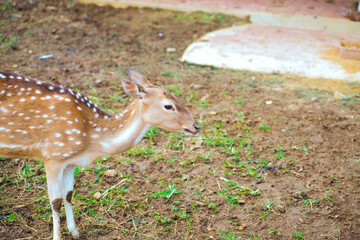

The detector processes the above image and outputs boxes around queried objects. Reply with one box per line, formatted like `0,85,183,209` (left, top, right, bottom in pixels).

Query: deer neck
97,99,151,155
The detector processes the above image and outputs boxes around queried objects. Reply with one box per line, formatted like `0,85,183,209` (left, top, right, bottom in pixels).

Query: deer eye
164,105,174,110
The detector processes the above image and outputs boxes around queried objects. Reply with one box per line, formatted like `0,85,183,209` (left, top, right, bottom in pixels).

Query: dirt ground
0,0,360,239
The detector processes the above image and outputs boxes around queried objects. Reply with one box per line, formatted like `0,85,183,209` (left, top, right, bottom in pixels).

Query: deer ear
121,79,146,99
128,69,152,87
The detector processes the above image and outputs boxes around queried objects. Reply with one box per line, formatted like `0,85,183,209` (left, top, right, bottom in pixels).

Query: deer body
0,70,200,240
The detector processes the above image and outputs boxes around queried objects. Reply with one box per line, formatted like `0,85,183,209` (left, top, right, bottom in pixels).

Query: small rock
104,169,118,177
239,225,246,231
166,47,176,52
208,111,217,115
238,199,246,204
12,64,18,68
265,100,272,105
277,205,285,213
93,192,101,200
333,91,349,100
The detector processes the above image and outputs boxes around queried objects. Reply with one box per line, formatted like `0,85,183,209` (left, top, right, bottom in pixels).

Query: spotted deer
0,69,200,240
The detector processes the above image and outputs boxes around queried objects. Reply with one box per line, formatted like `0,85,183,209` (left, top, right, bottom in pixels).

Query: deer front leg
45,163,64,240
62,165,79,238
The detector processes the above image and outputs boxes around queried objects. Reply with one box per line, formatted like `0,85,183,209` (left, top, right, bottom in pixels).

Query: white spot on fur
54,142,64,147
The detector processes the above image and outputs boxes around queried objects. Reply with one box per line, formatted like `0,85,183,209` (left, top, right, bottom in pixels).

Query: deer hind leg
62,165,79,238
45,163,64,240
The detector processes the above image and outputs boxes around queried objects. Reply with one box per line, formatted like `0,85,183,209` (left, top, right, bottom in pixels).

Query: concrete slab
181,25,360,81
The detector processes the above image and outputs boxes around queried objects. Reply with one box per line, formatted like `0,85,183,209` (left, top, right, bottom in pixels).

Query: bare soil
0,1,359,239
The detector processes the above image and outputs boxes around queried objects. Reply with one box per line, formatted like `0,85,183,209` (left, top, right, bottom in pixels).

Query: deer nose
194,123,201,133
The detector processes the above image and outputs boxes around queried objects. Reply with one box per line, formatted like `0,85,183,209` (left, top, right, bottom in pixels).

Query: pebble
239,225,246,231
333,91,349,100
166,47,176,52
104,169,118,177
277,205,285,213
265,100,272,105
93,192,102,200
208,111,217,115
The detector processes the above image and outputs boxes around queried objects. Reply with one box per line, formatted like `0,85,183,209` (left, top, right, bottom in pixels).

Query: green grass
232,99,245,104
1,0,11,11
258,123,270,132
261,200,274,220
293,230,303,239
0,34,17,50
219,230,241,240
